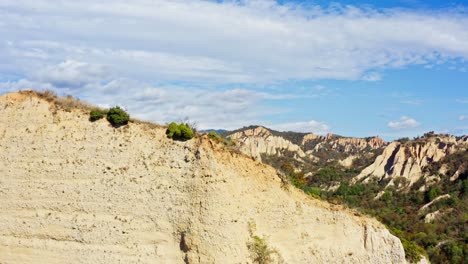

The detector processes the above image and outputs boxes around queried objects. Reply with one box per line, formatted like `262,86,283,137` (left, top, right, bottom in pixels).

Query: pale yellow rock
228,126,306,161
0,92,407,264
301,133,321,144
302,133,385,153
419,194,451,212
339,155,358,168
423,210,441,224
354,137,466,186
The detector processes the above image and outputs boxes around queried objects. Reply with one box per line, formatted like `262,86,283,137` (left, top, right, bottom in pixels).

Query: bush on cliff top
106,106,130,127
89,108,108,122
166,122,194,141
208,131,223,142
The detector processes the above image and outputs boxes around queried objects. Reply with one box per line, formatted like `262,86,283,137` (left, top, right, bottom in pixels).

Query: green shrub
106,106,130,127
401,238,425,263
180,123,194,139
166,122,194,141
425,186,441,202
166,122,180,138
208,131,223,142
304,186,322,198
89,108,108,121
247,235,275,264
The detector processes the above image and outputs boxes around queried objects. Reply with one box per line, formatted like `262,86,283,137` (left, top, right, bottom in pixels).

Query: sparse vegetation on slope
309,158,466,263
247,222,281,264
35,90,94,112
208,131,223,142
0,91,411,263
249,131,467,264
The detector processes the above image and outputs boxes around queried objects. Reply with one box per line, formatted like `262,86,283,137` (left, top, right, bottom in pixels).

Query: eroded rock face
353,137,466,186
228,127,386,164
302,133,386,154
227,126,306,161
0,92,407,264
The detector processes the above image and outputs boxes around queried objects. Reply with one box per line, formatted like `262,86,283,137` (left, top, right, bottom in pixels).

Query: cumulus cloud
460,115,467,121
387,116,421,129
34,60,109,88
0,78,291,130
1,1,468,84
1,1,468,132
269,120,330,134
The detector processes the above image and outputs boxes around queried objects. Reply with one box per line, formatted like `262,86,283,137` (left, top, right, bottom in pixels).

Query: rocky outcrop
227,128,386,164
419,194,451,212
339,155,358,168
0,91,407,263
353,137,466,186
302,133,322,143
302,133,386,154
227,126,306,162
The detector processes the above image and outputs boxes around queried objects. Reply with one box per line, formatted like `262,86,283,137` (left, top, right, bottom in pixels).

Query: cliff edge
0,91,407,263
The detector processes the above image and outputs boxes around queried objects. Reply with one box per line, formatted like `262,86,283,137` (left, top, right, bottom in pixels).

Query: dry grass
130,119,165,130
23,89,169,129
31,89,96,112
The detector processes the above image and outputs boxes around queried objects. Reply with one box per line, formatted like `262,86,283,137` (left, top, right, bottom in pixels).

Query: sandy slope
0,91,406,263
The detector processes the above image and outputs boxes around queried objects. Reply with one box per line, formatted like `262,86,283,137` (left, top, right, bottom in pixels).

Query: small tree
106,106,130,127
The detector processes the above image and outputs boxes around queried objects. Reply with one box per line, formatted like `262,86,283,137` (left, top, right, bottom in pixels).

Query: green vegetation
166,122,194,141
280,162,322,198
88,106,129,127
106,106,130,127
230,128,465,263
325,172,465,263
208,131,223,142
401,237,426,263
247,221,278,264
89,108,108,121
269,150,467,263
247,235,276,264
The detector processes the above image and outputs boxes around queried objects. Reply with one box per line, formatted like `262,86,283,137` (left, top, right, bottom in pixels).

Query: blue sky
0,0,467,140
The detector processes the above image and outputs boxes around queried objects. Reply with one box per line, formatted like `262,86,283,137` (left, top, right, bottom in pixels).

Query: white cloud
34,60,109,88
387,116,421,129
0,78,292,130
1,1,468,133
0,1,468,84
270,120,330,134
459,115,467,121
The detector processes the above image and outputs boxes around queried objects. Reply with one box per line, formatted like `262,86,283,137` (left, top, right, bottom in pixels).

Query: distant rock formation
302,133,386,154
353,135,467,187
227,126,307,162
227,126,387,165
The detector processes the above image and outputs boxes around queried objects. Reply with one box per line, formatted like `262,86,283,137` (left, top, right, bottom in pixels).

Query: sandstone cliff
0,91,407,263
302,133,386,154
353,136,467,187
226,127,386,165
227,126,307,162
